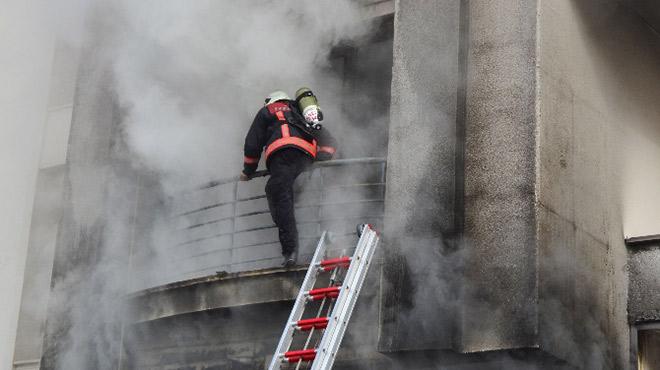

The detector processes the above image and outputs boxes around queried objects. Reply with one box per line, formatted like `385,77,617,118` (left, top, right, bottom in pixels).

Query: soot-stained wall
628,243,660,323
380,0,461,352
124,267,386,370
537,0,660,368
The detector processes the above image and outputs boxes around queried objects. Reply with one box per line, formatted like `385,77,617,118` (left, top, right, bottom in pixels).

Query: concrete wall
124,262,386,370
381,0,461,351
382,0,542,355
628,244,660,323
461,0,539,352
40,37,137,369
12,169,64,370
0,3,55,369
383,1,660,368
537,0,660,368
13,39,78,370
384,0,459,240
125,303,389,370
627,0,660,36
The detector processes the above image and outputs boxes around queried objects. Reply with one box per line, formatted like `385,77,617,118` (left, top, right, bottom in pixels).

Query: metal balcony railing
164,158,386,282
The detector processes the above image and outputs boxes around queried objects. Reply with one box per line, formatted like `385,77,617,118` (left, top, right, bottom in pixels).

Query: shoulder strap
284,110,316,139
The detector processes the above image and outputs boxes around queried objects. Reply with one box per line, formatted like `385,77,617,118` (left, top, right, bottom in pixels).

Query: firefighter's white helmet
264,90,290,106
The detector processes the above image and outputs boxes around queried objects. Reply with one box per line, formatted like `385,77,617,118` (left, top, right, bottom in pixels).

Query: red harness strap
281,123,290,137
265,106,317,159
265,133,317,158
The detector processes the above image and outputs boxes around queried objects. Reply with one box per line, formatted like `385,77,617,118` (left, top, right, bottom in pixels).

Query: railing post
380,161,387,201
230,180,239,270
318,168,324,239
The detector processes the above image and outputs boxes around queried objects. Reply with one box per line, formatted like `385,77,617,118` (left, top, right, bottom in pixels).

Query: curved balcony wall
138,158,386,288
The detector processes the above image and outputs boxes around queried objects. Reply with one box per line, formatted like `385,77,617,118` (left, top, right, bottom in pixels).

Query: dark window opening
327,15,393,159
638,328,660,370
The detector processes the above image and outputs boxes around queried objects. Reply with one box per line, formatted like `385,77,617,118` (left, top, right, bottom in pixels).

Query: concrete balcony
139,157,386,289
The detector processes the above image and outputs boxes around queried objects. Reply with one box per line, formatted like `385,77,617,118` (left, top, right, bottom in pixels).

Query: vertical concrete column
40,40,140,369
40,47,114,369
380,0,461,351
0,3,54,368
461,0,539,351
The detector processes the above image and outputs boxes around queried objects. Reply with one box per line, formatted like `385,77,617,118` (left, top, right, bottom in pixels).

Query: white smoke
106,0,367,190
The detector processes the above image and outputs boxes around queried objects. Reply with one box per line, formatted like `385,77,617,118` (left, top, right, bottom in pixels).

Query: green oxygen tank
295,87,323,129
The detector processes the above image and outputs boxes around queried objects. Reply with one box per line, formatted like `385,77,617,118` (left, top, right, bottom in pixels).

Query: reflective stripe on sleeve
318,146,336,154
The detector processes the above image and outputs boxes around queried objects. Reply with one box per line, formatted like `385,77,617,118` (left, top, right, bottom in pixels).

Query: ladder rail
294,262,343,370
268,226,380,370
268,231,329,370
311,227,379,370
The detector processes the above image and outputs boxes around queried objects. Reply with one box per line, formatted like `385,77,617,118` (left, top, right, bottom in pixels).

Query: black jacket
243,100,336,175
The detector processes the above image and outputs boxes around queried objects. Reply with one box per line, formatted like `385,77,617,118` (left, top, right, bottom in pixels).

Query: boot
282,252,297,268
356,223,368,237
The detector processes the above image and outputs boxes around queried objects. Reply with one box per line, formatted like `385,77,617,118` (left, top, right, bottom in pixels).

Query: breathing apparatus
295,87,323,130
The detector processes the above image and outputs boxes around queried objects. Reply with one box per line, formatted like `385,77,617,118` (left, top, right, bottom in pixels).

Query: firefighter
240,89,336,267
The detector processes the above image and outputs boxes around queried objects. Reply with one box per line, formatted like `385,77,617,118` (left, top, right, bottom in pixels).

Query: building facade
10,1,660,369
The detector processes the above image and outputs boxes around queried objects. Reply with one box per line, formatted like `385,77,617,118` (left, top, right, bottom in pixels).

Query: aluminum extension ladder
268,224,380,370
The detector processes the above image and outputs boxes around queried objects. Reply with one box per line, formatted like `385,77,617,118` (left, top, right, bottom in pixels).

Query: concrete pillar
0,3,54,369
13,38,79,370
380,0,461,351
40,40,139,369
461,0,539,351
381,0,541,355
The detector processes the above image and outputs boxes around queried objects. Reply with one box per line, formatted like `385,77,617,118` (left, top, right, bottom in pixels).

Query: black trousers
265,148,312,256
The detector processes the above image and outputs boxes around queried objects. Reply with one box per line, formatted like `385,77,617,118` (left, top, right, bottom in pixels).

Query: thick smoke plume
108,0,367,190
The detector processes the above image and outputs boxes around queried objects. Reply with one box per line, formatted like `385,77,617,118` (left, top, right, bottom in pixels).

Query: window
636,325,660,370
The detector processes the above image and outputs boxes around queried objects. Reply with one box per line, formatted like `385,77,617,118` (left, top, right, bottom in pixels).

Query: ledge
625,234,660,247
630,310,660,324
127,266,307,323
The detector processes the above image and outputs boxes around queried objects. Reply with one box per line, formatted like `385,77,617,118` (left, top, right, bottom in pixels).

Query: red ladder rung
288,354,316,363
297,317,329,326
320,256,351,271
297,317,329,331
284,349,316,362
299,324,328,331
307,286,341,301
308,286,340,295
310,292,339,301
